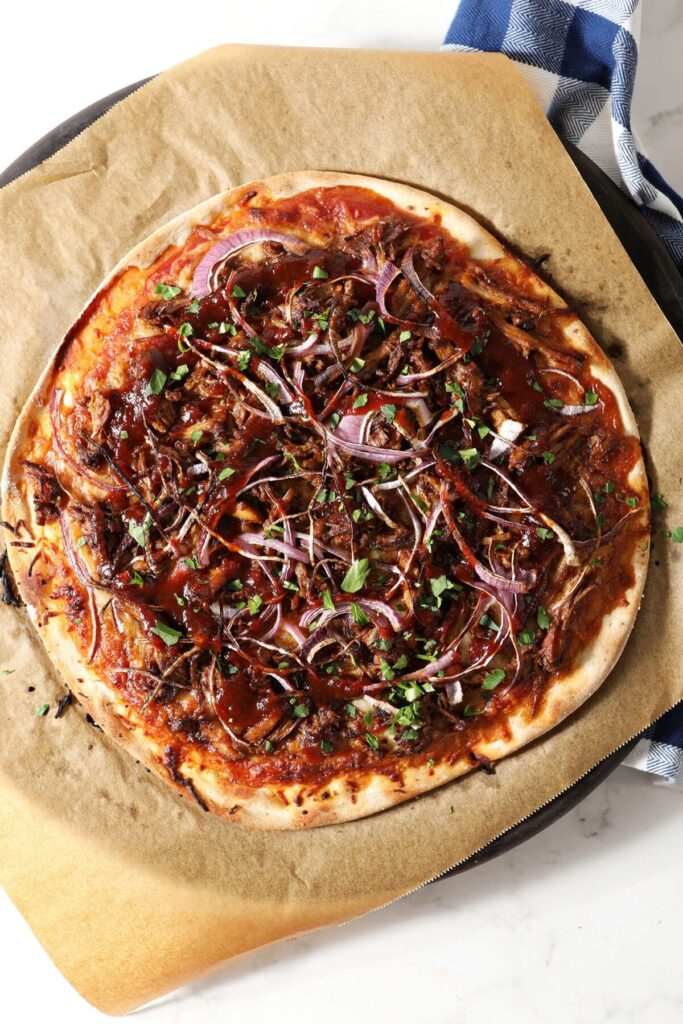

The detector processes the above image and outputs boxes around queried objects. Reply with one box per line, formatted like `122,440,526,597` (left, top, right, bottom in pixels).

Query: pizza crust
1,171,650,829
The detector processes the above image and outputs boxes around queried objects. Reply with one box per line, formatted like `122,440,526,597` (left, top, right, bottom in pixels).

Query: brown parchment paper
0,46,681,1016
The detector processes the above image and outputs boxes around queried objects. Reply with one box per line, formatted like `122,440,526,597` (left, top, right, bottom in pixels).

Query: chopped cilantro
544,398,564,409
537,606,551,630
351,602,370,626
381,403,397,424
151,620,183,646
584,390,599,406
353,393,369,409
458,448,480,470
155,283,181,299
218,466,236,481
341,558,371,594
482,669,505,691
249,336,284,360
312,266,328,280
247,595,263,615
169,363,190,383
128,514,152,548
144,369,167,397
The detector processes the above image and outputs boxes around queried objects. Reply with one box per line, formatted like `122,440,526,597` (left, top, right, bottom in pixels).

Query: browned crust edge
1,170,650,829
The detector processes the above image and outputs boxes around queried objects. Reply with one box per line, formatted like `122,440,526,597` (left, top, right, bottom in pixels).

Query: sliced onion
397,648,459,681
540,367,584,389
423,500,443,548
489,419,525,460
406,398,435,427
400,248,433,303
234,532,312,564
375,460,435,491
260,602,283,642
538,512,580,566
254,359,295,403
334,412,374,446
398,487,423,574
191,229,308,297
480,459,533,508
284,333,318,357
326,429,431,465
299,598,404,632
424,407,460,445
442,490,532,594
292,531,349,562
555,403,600,417
283,620,307,646
300,627,342,664
375,260,401,322
361,486,399,529
445,680,464,705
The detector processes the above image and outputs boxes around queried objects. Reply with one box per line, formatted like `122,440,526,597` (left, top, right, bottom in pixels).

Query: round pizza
2,171,650,828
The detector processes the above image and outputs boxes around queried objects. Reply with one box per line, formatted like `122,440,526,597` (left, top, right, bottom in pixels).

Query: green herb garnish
151,621,183,646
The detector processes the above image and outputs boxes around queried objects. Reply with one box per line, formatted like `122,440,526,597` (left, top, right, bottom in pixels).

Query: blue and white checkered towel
442,0,683,783
442,0,683,271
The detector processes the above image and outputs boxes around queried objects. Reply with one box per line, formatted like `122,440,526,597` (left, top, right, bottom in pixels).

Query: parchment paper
0,46,681,1016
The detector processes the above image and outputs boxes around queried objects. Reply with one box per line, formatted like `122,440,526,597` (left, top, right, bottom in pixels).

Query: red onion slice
325,429,431,465
400,248,433,303
254,359,295,403
334,412,374,446
489,419,525,461
299,598,404,632
191,229,309,297
396,648,459,681
234,532,312,564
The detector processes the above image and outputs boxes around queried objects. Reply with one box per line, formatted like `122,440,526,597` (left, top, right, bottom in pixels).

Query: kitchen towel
442,0,683,782
442,0,683,272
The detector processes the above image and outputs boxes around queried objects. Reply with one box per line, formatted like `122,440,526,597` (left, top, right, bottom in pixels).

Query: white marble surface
1,3,681,1022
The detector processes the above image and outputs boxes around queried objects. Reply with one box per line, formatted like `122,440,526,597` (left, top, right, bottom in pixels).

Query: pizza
1,171,650,829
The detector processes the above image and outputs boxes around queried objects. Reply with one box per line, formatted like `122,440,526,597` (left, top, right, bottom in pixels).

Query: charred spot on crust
0,552,20,607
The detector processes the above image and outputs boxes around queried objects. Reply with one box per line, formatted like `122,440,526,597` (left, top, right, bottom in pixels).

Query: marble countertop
1,2,681,1022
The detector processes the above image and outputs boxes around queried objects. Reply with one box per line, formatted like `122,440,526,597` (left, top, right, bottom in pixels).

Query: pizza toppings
21,185,648,786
